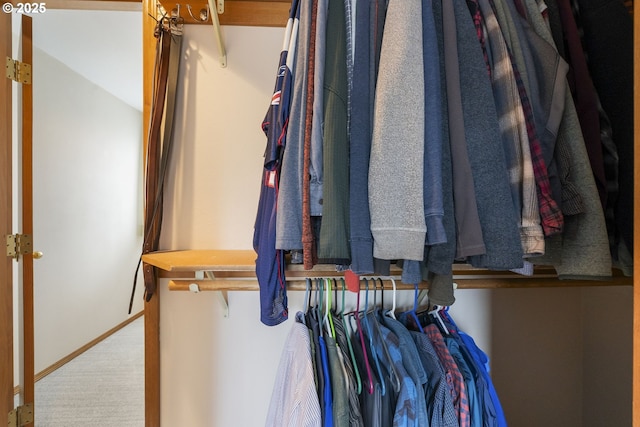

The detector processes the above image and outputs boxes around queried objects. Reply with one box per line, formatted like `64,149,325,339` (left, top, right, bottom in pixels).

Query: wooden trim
12,312,144,395
159,0,290,27
218,1,289,27
20,16,35,427
633,0,640,421
143,0,161,425
44,0,143,11
35,312,144,382
0,11,14,421
144,293,160,427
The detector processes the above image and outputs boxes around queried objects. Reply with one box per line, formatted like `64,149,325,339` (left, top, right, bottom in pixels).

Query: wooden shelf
142,249,256,272
141,249,633,292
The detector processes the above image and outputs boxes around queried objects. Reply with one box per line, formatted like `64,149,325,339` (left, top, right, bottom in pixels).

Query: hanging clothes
368,0,427,262
253,0,300,326
265,313,322,427
317,0,350,264
276,0,314,253
255,0,627,331
268,299,508,427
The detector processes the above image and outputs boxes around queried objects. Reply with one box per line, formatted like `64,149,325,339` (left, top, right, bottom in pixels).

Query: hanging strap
129,17,183,313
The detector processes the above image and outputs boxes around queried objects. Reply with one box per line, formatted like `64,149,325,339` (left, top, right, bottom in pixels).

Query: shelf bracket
205,271,229,317
206,0,227,67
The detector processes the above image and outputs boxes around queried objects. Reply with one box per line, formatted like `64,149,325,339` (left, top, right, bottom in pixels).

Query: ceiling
30,8,143,111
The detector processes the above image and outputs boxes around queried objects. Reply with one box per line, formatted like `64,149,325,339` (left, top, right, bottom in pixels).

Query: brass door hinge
6,57,32,84
6,234,32,261
8,403,34,427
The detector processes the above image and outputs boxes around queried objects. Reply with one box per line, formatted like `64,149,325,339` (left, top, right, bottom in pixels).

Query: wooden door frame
142,0,161,425
0,5,157,426
633,1,639,425
21,18,35,425
0,14,35,426
1,11,14,423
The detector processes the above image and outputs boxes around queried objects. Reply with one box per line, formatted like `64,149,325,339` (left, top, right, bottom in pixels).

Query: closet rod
166,276,630,292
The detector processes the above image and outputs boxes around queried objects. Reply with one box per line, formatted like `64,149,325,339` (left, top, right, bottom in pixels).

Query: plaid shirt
425,325,471,427
513,65,565,236
476,0,546,255
479,0,564,239
411,331,460,427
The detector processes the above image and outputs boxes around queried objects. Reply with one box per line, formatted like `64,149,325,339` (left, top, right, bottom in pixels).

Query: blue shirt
365,313,427,427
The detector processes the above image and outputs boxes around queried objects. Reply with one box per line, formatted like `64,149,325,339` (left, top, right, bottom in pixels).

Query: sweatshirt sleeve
368,0,427,261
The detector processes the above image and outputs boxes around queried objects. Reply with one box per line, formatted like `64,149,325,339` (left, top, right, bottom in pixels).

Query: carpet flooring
16,316,144,426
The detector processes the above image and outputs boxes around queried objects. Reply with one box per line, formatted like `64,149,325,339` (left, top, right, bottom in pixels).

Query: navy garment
348,0,375,275
307,310,326,425
253,0,300,326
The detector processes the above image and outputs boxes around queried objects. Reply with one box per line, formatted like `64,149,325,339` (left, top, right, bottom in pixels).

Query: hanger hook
186,3,210,22
364,278,370,312
377,277,385,309
171,4,181,18
388,278,397,319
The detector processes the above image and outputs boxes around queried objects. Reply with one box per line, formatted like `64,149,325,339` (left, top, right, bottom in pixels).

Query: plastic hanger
315,278,324,339
429,304,449,335
339,278,362,394
324,278,337,339
352,285,375,394
371,278,401,393
383,277,397,320
362,279,387,396
408,283,426,332
304,277,312,315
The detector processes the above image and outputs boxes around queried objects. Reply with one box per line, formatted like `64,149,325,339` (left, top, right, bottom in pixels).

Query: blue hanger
409,283,425,332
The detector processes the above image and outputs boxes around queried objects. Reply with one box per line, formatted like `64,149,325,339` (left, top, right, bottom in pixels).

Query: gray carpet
18,317,145,426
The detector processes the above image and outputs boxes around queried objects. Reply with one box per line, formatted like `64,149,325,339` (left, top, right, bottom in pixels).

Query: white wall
158,24,632,427
11,10,144,381
31,46,144,372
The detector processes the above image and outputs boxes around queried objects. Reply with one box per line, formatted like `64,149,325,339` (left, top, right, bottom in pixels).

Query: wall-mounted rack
157,0,290,27
155,0,290,67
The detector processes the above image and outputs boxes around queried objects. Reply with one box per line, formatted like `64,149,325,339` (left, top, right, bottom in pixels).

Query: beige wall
491,287,631,427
